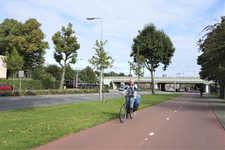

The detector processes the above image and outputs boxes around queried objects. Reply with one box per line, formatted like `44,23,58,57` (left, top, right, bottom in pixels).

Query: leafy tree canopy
0,18,49,70
197,16,225,84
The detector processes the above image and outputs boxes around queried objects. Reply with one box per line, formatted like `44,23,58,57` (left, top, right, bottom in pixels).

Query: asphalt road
33,93,225,150
0,90,180,112
0,90,161,111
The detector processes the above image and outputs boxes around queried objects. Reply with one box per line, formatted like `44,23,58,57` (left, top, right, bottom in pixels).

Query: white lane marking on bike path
149,132,155,136
65,99,70,101
140,94,193,147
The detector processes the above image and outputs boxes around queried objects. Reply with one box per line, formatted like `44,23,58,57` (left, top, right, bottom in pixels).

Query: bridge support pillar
161,83,166,91
113,82,117,90
205,84,209,93
155,83,158,90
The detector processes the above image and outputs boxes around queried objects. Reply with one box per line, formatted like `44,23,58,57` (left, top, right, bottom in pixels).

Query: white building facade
0,55,7,79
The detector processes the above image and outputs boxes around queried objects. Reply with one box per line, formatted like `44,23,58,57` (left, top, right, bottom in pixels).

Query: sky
0,0,225,77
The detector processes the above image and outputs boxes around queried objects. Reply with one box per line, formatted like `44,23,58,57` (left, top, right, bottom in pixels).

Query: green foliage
64,64,75,80
45,65,62,81
131,23,175,94
129,48,146,77
79,66,96,83
109,81,113,87
1,48,24,89
52,22,80,90
1,48,24,72
88,40,114,70
0,79,60,90
109,71,118,76
0,18,18,55
32,67,54,81
0,18,49,70
197,16,225,85
118,72,125,76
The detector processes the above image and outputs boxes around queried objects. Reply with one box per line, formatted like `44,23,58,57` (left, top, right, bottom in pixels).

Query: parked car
119,86,125,91
0,84,13,91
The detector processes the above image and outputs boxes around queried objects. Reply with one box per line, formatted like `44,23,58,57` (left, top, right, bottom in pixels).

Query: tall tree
79,66,96,83
1,48,24,90
0,18,49,71
197,16,225,98
52,22,80,90
131,23,175,94
88,40,114,101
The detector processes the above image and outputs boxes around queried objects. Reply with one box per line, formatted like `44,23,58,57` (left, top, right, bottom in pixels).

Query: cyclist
200,86,204,97
121,79,141,112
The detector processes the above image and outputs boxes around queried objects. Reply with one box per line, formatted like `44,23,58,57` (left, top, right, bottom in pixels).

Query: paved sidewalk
205,94,225,130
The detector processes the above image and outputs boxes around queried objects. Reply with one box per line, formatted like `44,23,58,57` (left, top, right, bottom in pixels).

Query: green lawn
0,94,181,150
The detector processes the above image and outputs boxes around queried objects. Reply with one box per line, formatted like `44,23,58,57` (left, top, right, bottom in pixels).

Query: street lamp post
87,17,103,101
76,59,82,90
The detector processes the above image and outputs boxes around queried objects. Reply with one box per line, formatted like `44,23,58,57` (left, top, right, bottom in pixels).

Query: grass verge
0,94,181,150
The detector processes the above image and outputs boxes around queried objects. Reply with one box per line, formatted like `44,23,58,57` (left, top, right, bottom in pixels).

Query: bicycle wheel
119,104,127,123
130,110,136,119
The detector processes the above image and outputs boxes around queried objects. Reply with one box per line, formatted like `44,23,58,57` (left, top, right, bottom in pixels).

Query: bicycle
119,95,137,123
200,92,203,97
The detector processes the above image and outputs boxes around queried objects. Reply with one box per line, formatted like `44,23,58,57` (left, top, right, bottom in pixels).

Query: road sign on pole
19,70,24,91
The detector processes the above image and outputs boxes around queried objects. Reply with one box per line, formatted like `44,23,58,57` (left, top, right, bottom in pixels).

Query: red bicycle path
33,93,225,150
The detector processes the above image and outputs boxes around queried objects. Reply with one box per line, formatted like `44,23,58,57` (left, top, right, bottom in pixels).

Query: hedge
0,79,60,90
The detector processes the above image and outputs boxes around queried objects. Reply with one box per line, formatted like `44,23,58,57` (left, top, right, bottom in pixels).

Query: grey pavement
205,94,225,130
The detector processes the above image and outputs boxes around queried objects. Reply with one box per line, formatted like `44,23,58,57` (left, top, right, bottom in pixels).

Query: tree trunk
102,69,104,103
150,69,155,94
138,75,140,94
60,60,66,90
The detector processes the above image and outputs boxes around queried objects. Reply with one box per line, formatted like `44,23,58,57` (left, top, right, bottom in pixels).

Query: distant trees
197,16,225,98
52,23,80,90
131,23,175,94
45,64,62,81
79,66,96,83
32,67,54,81
64,64,75,80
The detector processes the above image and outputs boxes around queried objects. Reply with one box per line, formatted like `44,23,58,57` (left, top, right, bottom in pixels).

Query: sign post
76,74,78,89
19,70,24,91
53,78,56,89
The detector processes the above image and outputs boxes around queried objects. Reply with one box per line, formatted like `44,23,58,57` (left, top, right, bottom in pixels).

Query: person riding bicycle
200,86,204,97
121,79,141,112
